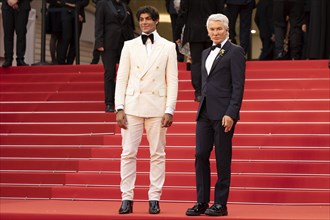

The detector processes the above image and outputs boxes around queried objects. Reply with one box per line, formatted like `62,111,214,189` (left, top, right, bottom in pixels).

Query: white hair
206,13,229,30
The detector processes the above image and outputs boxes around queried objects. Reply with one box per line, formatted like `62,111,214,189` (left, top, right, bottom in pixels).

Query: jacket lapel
138,38,165,79
107,0,128,24
202,48,212,77
208,41,231,76
107,0,118,16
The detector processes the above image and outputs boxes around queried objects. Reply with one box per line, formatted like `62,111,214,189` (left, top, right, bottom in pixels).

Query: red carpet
0,60,329,219
1,200,329,220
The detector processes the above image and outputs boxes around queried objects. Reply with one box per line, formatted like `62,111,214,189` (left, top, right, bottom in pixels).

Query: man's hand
161,113,173,128
65,3,76,8
222,115,234,133
97,47,104,52
8,0,18,7
79,15,83,22
116,110,127,129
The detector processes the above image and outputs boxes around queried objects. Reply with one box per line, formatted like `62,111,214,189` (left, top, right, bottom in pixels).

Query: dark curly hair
136,5,159,22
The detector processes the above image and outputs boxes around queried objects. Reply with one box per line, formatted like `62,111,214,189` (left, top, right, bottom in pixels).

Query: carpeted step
1,79,328,92
0,185,328,204
1,200,329,220
1,100,328,112
1,134,329,147
1,111,329,123
246,60,328,69
1,89,328,102
2,68,328,83
1,122,328,135
1,146,329,161
0,112,116,122
1,159,329,175
1,123,116,134
247,69,329,79
1,60,327,79
1,172,329,189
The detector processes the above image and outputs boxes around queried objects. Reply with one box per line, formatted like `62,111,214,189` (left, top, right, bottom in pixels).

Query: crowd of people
1,0,329,68
241,0,329,61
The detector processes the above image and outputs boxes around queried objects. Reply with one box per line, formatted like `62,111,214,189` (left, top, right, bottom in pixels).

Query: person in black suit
56,0,89,65
165,0,184,62
94,0,134,112
46,0,62,64
1,0,31,67
90,0,101,64
302,0,330,60
66,0,88,64
186,13,245,217
175,0,225,102
91,0,134,65
254,0,274,60
273,0,304,60
224,0,256,56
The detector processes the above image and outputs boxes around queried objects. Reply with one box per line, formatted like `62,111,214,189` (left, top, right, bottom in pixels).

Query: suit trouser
273,0,304,59
120,115,167,201
101,49,121,105
169,13,184,62
57,9,75,64
1,8,29,61
195,104,235,204
189,42,212,98
225,1,255,54
66,21,83,64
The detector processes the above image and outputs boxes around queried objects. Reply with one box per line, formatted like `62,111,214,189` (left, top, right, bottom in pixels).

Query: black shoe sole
204,211,228,216
119,208,133,214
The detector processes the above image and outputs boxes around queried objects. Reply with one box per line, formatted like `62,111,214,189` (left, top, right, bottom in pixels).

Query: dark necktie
142,34,154,44
211,44,221,50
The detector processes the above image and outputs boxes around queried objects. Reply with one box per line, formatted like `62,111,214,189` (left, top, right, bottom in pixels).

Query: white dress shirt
205,38,229,75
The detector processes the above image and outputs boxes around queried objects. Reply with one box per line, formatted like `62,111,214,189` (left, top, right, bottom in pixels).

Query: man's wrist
116,109,123,114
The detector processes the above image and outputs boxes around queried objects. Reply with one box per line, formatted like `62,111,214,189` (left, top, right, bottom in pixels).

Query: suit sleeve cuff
165,107,175,115
116,105,124,112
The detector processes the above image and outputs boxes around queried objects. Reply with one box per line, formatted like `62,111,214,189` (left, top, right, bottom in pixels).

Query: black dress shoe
105,104,114,112
119,200,133,214
186,202,209,216
16,60,29,66
204,204,228,216
2,60,12,68
149,200,160,214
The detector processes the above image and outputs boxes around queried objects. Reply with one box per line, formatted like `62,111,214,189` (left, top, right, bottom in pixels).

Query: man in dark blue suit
186,13,245,217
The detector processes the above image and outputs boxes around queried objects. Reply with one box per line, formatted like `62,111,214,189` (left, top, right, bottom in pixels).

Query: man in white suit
115,6,178,215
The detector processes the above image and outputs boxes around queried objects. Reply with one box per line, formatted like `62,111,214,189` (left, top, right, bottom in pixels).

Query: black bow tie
142,34,154,44
211,44,221,50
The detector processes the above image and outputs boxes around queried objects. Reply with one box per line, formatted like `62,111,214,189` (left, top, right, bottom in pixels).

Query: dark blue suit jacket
196,41,245,121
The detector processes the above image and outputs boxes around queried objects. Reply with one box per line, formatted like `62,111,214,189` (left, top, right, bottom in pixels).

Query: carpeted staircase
0,60,329,206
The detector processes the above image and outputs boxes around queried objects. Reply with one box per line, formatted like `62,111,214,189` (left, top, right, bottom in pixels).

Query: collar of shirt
212,37,229,50
205,38,229,74
141,30,159,44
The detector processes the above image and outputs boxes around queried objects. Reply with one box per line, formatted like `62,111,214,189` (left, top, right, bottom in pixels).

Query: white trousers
120,114,166,201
